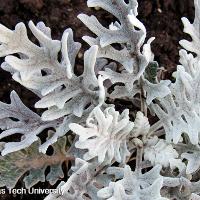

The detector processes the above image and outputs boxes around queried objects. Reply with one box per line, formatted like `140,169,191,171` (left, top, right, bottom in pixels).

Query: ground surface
0,0,195,199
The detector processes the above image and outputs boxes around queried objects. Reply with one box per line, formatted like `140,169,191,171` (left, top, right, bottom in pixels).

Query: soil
0,0,195,199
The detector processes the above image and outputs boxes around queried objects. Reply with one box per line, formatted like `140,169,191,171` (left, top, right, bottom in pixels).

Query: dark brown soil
0,0,195,199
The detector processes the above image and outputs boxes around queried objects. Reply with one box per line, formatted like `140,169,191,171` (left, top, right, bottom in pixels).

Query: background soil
0,0,195,199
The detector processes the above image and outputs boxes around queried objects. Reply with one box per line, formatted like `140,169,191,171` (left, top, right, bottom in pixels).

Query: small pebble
78,52,83,59
95,6,101,11
157,8,162,13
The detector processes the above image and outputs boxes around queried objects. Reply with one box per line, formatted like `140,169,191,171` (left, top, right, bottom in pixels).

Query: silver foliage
0,91,55,156
0,0,200,199
0,21,102,121
79,0,171,105
144,136,178,167
98,165,167,200
152,0,200,145
0,20,106,154
45,158,111,200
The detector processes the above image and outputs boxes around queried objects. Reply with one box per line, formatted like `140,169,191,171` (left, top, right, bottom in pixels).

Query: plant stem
148,120,163,137
136,147,143,176
139,77,147,117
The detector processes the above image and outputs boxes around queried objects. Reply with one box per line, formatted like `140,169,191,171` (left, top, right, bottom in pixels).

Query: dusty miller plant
0,0,200,199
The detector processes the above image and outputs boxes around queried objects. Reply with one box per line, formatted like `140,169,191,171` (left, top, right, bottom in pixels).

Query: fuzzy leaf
0,136,70,189
152,65,200,144
180,0,200,56
45,158,112,200
144,137,178,167
69,106,134,164
0,91,55,155
98,165,167,200
143,79,171,105
131,111,150,137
